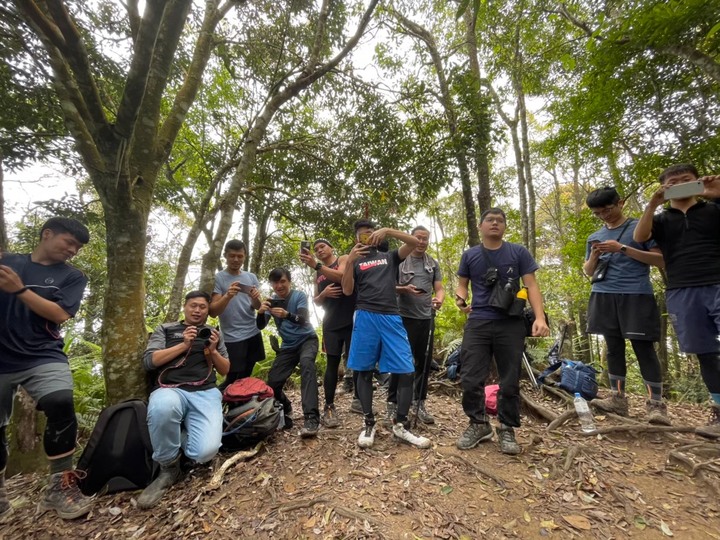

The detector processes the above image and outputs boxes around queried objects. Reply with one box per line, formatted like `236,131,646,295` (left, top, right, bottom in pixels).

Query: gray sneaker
696,404,720,439
456,422,493,450
38,470,93,519
321,404,340,428
591,391,629,416
384,401,398,428
414,400,435,424
497,425,521,455
646,399,671,426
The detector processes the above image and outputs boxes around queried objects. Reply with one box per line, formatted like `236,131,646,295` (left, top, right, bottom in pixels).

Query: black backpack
77,400,158,496
221,396,282,451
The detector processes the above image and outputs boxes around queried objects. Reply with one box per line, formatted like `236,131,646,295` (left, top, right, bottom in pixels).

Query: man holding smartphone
209,239,264,387
635,164,720,437
583,187,669,424
389,225,445,425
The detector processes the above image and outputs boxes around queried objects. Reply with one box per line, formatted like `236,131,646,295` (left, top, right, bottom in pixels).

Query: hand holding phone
300,240,311,254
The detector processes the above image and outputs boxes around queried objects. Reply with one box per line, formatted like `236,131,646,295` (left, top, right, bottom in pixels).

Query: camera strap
480,244,498,276
157,327,214,389
600,219,633,261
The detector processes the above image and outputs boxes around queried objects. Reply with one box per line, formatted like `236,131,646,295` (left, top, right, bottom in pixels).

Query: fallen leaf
660,521,674,537
503,519,517,530
635,516,647,530
540,519,559,530
440,485,453,495
304,515,316,528
562,514,591,530
524,511,531,523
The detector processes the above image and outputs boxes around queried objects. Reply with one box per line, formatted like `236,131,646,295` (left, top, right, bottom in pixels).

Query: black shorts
225,332,266,371
586,292,660,341
323,325,352,357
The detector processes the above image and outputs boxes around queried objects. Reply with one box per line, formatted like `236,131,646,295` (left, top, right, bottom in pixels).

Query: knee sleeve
37,390,77,457
0,426,7,472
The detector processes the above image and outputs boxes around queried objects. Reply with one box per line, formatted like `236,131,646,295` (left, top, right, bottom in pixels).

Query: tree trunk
516,85,536,257
165,218,205,322
0,157,7,250
241,196,251,271
101,195,151,402
250,205,272,276
6,389,46,476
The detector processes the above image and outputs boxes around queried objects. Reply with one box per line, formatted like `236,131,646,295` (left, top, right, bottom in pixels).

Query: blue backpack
536,359,598,400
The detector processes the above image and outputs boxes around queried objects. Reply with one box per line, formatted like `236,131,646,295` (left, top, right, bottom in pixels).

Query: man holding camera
0,217,92,521
455,208,549,455
583,186,669,424
300,238,357,428
209,239,264,386
342,220,431,449
389,225,444,425
138,291,229,509
257,268,321,438
635,165,720,438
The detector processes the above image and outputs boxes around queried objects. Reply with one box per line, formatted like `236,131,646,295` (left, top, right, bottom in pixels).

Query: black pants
460,318,525,427
267,337,320,419
388,317,432,403
605,336,662,383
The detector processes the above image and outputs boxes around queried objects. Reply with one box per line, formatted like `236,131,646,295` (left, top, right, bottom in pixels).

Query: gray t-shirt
213,270,261,342
397,255,442,320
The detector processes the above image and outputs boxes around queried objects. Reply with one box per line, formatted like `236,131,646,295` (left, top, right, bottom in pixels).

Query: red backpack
222,377,274,404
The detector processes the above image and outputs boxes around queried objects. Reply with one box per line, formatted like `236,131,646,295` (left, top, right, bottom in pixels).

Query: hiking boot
456,422,493,450
696,404,720,439
358,423,377,448
337,377,353,396
281,414,294,430
350,398,364,415
300,416,320,438
646,399,671,426
38,470,93,519
137,457,181,509
0,469,11,523
384,401,398,428
392,422,431,449
414,400,435,424
591,391,629,416
321,404,340,428
497,425,521,455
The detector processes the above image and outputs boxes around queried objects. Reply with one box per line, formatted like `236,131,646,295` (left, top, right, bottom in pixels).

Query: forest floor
3,377,720,540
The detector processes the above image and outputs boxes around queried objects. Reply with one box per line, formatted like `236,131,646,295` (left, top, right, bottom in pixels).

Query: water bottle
573,393,596,432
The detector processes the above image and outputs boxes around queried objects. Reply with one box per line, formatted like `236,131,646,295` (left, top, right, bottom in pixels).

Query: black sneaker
300,416,320,438
456,422,493,450
497,425,521,455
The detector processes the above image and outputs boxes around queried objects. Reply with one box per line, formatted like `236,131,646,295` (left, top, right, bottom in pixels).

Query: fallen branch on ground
520,390,557,423
547,409,576,431
205,442,264,490
440,451,507,489
579,425,697,436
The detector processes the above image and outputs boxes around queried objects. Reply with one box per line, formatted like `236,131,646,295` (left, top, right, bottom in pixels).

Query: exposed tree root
205,442,263,490
520,390,557,423
547,409,576,431
439,451,507,489
578,425,697,436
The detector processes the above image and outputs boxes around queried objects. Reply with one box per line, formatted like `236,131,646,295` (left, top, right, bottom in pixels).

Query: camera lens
197,327,212,340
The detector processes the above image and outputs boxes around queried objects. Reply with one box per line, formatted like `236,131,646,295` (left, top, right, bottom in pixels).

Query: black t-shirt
0,253,87,373
353,249,403,314
317,259,356,331
144,322,227,392
651,201,720,289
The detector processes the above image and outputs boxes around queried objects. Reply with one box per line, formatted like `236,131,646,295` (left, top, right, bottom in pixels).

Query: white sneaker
392,422,431,449
358,424,377,448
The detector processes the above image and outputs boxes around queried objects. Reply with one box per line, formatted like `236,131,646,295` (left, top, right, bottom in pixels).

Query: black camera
484,267,499,286
270,298,286,309
197,326,212,346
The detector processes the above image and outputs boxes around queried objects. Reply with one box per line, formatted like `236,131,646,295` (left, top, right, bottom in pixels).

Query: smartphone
300,240,311,254
270,298,286,309
358,232,372,245
664,180,704,200
236,283,254,294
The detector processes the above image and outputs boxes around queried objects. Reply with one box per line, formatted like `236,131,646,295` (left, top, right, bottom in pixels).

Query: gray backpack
221,396,282,451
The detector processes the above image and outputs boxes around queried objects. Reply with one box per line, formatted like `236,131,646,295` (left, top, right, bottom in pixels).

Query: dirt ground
3,380,720,540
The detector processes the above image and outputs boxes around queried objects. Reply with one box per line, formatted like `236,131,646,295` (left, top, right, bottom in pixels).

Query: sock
644,380,663,402
608,374,626,395
49,454,73,474
710,393,720,407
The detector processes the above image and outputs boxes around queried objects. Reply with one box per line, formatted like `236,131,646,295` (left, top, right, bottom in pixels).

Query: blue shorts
347,310,415,374
667,285,720,354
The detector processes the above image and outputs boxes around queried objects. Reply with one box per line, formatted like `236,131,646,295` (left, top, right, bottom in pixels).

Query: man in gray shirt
209,240,264,387
389,226,444,424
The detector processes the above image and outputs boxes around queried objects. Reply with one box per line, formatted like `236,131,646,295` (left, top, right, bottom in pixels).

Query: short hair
411,225,430,235
480,208,507,223
40,217,90,244
268,267,291,282
586,186,620,208
353,219,376,233
224,239,246,253
659,164,699,183
184,290,210,304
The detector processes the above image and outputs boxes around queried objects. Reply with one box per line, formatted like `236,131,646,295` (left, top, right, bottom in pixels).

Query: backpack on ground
77,400,158,496
221,377,280,451
536,359,599,400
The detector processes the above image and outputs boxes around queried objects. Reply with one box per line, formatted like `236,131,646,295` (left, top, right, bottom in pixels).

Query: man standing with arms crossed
0,217,92,520
634,165,720,437
455,209,549,455
209,240,264,387
389,226,444,424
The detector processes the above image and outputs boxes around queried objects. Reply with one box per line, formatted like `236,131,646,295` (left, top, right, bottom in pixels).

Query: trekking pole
412,309,436,429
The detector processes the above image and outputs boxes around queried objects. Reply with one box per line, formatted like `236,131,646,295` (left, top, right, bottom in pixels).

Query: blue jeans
147,387,223,465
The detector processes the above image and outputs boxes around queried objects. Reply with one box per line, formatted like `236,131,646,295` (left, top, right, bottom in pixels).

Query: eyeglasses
591,204,617,217
482,218,506,225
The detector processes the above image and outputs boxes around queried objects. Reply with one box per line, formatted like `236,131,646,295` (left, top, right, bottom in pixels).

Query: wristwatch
314,262,322,270
619,245,627,253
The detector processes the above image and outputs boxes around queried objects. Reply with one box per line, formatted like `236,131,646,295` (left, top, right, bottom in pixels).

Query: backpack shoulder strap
536,360,563,385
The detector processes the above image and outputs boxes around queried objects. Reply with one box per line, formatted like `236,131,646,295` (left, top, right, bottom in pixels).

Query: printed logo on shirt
44,277,55,285
172,332,185,339
359,258,388,271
